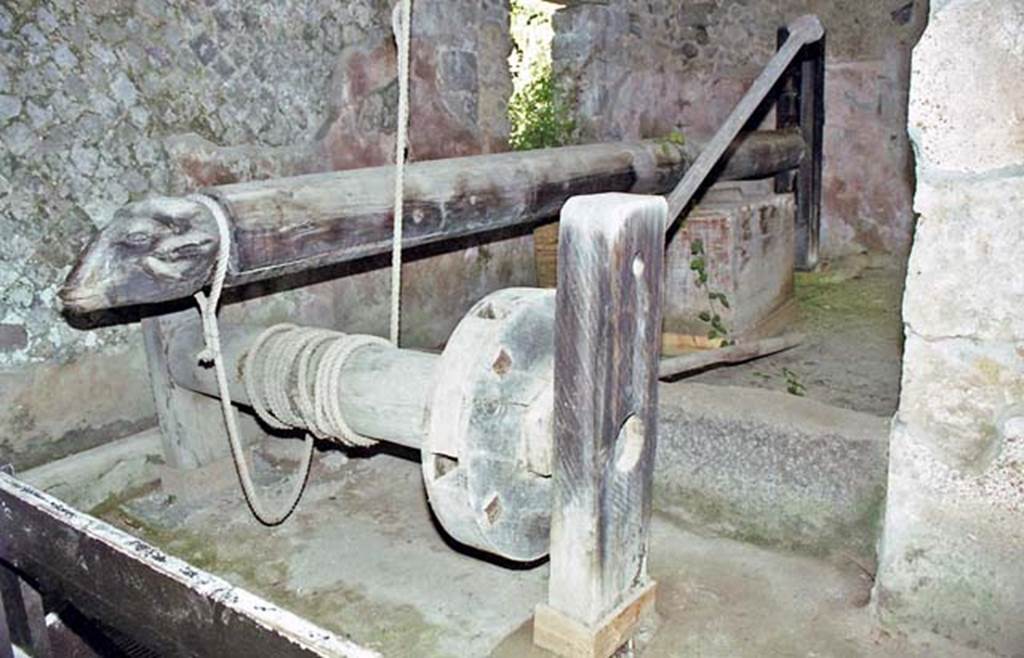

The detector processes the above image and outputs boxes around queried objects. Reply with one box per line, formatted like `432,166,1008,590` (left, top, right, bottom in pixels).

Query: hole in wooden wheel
614,414,645,473
632,253,645,279
434,455,459,479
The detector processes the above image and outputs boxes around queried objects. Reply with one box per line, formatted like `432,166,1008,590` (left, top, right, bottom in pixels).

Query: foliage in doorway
508,0,577,150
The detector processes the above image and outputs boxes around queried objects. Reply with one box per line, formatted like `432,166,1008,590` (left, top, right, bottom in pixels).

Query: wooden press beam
0,473,379,658
535,194,666,658
59,131,804,313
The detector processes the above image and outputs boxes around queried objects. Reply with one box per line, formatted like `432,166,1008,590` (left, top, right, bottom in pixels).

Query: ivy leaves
689,238,732,344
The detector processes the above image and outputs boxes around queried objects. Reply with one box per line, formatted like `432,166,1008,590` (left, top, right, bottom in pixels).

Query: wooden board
533,222,560,289
534,582,656,658
142,312,232,470
0,473,378,658
0,565,49,657
776,26,826,270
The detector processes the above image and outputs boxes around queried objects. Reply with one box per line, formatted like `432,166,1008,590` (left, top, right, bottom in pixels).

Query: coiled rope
189,1,412,525
243,324,389,448
191,194,391,525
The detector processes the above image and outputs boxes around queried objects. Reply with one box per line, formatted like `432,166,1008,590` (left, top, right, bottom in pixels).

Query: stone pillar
874,2,1024,655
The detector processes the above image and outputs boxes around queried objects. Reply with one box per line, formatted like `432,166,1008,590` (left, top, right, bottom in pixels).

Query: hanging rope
189,194,314,526
188,1,412,524
390,0,412,346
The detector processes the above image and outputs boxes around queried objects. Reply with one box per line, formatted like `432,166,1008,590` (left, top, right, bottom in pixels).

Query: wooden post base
533,581,657,658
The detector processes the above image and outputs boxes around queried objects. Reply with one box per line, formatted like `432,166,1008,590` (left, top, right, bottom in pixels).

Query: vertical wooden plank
797,33,825,271
142,311,231,469
774,27,825,271
0,566,27,655
535,193,666,658
18,579,50,658
774,27,801,195
0,578,13,658
0,566,51,657
533,221,561,288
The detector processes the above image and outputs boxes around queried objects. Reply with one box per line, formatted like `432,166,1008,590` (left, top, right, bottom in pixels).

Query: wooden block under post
535,582,656,658
535,193,666,658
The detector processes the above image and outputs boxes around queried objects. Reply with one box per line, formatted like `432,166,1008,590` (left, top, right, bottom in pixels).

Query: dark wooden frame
776,26,826,270
0,472,378,658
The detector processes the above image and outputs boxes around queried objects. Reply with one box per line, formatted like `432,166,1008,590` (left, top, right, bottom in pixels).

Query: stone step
655,382,889,567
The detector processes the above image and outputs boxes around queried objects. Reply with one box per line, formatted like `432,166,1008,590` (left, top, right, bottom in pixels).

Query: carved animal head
60,197,221,313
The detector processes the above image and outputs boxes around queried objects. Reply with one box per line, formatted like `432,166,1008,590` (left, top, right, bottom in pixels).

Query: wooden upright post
534,194,666,658
0,565,51,657
142,312,231,470
0,577,12,658
775,25,826,271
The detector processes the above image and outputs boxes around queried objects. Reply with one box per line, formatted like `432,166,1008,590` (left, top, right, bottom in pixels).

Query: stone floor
54,251,931,656
93,446,982,658
688,252,906,418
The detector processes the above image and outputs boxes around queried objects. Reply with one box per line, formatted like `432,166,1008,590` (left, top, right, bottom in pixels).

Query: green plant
782,367,806,396
689,238,732,344
508,65,577,150
508,0,576,151
658,129,686,156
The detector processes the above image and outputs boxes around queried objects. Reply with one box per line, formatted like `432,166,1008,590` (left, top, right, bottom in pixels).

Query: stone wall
0,0,524,470
550,0,927,259
874,1,1024,654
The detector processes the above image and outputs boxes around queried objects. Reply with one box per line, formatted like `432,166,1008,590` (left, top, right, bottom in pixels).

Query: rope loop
189,194,314,526
186,0,412,524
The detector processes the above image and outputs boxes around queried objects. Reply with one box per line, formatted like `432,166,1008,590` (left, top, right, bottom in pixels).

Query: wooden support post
535,194,666,658
664,15,824,225
776,25,826,270
142,311,232,470
0,564,51,657
0,578,12,658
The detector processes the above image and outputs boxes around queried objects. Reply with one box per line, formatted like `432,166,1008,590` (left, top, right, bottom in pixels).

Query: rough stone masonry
549,0,928,260
874,1,1024,655
0,0,527,469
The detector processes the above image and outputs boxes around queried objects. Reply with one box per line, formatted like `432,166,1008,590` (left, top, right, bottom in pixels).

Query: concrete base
76,448,985,657
20,427,164,512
